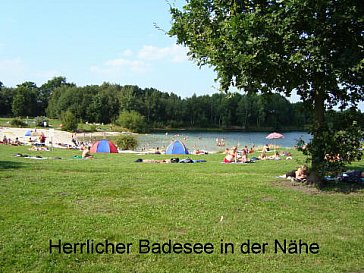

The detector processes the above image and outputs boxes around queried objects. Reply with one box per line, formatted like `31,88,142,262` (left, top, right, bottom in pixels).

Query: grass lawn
0,145,363,273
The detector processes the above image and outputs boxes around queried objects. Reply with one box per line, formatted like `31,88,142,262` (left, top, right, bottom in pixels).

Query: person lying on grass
138,159,172,163
135,158,206,163
279,165,308,181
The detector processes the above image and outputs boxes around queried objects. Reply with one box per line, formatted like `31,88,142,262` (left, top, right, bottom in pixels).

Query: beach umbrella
265,132,284,152
90,139,118,153
266,132,284,140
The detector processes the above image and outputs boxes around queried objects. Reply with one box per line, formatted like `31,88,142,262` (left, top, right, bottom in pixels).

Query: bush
304,121,363,177
116,111,149,133
10,118,27,128
89,125,97,132
34,116,49,127
115,134,138,150
61,110,79,132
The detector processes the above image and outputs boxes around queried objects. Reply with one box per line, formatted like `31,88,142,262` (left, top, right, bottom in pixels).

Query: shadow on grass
0,160,27,170
320,181,364,194
319,162,364,194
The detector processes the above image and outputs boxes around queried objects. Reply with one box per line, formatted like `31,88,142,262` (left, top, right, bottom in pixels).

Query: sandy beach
0,127,123,147
0,127,74,146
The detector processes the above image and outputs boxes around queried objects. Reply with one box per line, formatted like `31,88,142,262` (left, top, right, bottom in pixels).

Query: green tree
117,110,148,133
115,134,139,150
40,76,74,115
61,110,79,132
87,90,119,124
169,0,363,181
0,85,15,116
164,93,184,128
12,82,38,117
46,85,78,118
119,85,143,112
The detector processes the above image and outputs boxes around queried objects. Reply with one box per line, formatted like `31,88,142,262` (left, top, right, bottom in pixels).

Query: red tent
90,139,118,153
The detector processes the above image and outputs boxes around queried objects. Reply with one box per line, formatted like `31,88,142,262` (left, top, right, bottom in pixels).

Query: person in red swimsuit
224,146,238,163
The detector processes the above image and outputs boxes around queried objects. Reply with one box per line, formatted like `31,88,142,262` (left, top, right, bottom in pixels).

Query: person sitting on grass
39,133,46,146
224,146,238,163
12,137,22,146
82,146,94,159
240,146,249,162
267,152,281,160
259,151,267,160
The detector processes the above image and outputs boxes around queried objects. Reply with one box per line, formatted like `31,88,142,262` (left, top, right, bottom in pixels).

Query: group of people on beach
216,138,226,147
1,132,46,147
2,136,22,146
5,129,362,185
223,146,252,163
222,144,308,181
223,144,287,163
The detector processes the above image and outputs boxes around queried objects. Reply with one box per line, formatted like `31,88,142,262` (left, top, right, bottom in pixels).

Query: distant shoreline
151,127,309,133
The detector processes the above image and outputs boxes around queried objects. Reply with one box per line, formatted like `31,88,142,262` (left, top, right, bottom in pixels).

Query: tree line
0,77,362,131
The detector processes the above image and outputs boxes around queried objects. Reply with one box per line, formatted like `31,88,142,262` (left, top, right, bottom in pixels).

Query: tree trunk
308,85,326,186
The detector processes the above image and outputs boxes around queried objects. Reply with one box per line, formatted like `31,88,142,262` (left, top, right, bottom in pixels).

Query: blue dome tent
165,140,189,154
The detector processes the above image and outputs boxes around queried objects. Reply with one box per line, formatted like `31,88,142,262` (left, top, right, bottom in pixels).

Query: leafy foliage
61,110,79,132
10,118,27,128
303,121,363,177
117,111,149,133
115,134,138,150
168,0,364,180
168,0,363,101
0,79,362,136
34,116,49,127
12,82,38,117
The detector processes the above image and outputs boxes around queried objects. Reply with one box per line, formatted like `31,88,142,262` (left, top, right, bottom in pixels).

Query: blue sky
0,0,218,98
0,0,362,110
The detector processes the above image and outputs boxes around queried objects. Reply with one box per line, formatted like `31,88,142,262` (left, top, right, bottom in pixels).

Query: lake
137,131,311,152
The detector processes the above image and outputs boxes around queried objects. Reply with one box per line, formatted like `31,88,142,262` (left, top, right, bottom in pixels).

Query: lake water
137,131,311,152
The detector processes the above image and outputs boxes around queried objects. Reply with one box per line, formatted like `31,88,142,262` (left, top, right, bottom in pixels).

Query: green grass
0,145,363,273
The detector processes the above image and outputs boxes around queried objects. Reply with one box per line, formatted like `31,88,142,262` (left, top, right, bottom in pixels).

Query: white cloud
90,58,150,78
106,58,149,73
121,49,133,57
90,44,187,79
137,44,188,63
